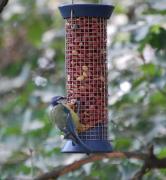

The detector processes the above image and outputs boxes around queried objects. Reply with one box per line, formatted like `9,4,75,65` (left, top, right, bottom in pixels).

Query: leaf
91,162,120,179
26,18,45,47
150,91,166,106
158,148,166,175
143,8,166,15
140,63,161,78
158,148,166,158
139,25,166,51
114,5,127,14
135,120,153,133
132,76,146,89
4,126,21,136
1,151,30,174
1,61,23,77
114,137,132,150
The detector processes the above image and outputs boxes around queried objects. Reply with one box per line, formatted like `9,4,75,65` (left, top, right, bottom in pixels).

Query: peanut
76,75,84,81
83,71,88,78
79,42,83,46
100,76,105,82
80,86,86,90
82,65,88,71
67,75,70,81
72,50,78,55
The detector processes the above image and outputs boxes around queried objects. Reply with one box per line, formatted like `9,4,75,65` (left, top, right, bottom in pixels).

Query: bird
0,0,9,13
49,96,92,152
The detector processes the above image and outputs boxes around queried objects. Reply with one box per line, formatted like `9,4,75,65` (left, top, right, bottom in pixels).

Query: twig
34,151,146,180
0,0,9,13
35,149,166,180
131,145,166,180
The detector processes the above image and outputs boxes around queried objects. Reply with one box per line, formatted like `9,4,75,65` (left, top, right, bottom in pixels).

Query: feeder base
61,140,113,153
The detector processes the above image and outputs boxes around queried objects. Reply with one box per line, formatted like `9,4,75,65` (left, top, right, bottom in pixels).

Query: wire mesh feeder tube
59,4,114,153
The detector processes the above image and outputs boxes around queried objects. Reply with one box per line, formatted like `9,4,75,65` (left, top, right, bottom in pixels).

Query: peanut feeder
59,4,114,153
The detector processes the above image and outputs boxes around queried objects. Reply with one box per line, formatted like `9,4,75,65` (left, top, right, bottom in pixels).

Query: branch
34,151,146,180
35,150,166,180
132,145,166,180
0,0,9,13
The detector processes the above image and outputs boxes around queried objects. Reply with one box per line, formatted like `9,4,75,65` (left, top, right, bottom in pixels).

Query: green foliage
144,8,166,15
115,137,132,150
1,61,23,77
114,5,127,14
90,162,120,179
158,148,166,158
140,63,161,77
139,25,166,51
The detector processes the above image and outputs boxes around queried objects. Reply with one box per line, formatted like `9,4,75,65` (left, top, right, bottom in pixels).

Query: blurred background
0,0,166,179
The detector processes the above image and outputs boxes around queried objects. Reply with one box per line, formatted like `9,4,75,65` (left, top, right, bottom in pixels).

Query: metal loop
71,0,103,5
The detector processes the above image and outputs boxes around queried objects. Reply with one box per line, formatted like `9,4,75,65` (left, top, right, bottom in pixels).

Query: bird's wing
63,103,89,133
65,111,92,153
49,104,67,133
63,104,80,126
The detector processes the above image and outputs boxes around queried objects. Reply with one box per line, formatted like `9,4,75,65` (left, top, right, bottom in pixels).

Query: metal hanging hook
70,0,79,30
70,0,73,27
72,0,102,4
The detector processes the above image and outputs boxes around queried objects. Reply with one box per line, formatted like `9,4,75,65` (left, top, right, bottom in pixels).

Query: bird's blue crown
51,96,66,106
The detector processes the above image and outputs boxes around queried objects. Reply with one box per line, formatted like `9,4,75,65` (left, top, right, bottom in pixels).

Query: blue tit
49,96,90,133
49,96,92,152
49,96,68,133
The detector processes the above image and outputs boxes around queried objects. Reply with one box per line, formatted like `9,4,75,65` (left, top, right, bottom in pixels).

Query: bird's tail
66,113,92,153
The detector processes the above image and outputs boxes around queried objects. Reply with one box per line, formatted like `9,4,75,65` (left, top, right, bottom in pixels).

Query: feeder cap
59,4,114,19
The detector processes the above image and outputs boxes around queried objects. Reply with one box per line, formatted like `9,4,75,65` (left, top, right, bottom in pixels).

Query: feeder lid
59,4,114,19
